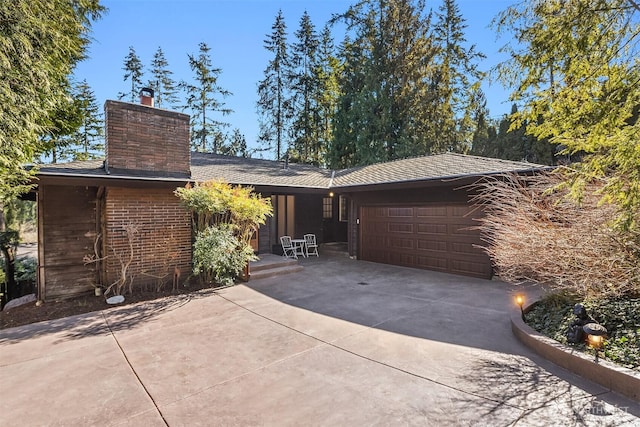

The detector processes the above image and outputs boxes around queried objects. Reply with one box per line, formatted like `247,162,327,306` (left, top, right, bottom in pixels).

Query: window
323,197,333,219
339,195,349,222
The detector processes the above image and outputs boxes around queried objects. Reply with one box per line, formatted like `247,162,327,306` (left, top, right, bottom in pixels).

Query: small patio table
291,238,307,258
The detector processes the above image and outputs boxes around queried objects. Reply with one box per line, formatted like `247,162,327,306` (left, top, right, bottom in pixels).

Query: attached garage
332,153,544,280
359,203,492,279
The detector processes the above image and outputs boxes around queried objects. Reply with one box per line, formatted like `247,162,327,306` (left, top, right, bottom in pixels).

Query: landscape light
515,294,525,321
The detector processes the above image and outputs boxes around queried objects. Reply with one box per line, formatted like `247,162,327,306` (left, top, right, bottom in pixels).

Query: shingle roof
190,152,333,189
36,152,545,189
332,153,543,188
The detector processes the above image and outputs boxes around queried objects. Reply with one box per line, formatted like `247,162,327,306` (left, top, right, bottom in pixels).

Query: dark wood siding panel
40,185,98,300
359,204,491,279
295,194,323,242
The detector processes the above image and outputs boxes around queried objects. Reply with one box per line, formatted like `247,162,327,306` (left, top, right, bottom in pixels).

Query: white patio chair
304,234,319,257
280,236,297,259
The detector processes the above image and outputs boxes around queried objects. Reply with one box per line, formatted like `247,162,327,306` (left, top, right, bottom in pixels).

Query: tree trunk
1,245,17,307
0,204,19,308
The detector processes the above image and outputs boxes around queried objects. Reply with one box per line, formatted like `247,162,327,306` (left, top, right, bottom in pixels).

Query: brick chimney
104,98,191,178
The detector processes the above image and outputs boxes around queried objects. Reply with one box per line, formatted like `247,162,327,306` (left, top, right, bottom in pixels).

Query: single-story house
33,96,543,301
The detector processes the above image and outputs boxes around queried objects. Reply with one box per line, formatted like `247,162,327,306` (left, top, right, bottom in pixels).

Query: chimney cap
139,87,154,107
140,87,154,98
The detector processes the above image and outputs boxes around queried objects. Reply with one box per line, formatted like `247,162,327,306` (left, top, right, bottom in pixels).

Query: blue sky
73,0,516,157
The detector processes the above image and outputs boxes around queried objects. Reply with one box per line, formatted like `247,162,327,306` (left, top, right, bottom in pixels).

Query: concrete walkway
1,253,638,426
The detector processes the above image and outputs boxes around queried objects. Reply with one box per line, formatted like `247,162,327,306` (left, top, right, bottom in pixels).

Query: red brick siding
105,100,190,176
104,187,192,290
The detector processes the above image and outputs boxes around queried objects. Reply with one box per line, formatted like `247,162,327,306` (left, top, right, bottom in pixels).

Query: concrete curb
511,306,640,403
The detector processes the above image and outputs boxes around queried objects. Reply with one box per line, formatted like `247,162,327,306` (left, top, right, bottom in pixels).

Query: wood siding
39,185,99,300
294,194,323,243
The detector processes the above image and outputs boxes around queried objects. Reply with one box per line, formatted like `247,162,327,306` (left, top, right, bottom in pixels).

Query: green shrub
15,257,36,283
527,294,640,371
193,224,256,287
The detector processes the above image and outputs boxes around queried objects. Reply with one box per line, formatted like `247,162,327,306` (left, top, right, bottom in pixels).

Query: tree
0,0,104,201
469,87,491,156
289,11,320,165
330,0,439,167
119,46,144,102
148,47,180,109
39,88,84,164
257,10,292,160
494,0,640,228
432,0,485,152
0,0,104,304
220,128,249,158
314,25,341,167
72,79,104,160
182,42,233,153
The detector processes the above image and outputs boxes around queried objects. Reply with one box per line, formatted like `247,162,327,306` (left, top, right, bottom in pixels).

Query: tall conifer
257,10,291,160
182,42,233,153
119,46,144,102
149,47,179,109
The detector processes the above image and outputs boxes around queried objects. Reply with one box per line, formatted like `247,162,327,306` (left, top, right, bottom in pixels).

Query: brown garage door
359,204,492,279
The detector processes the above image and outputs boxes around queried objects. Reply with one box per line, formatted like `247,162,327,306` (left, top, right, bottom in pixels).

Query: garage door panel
416,238,447,252
388,222,414,233
389,237,414,250
388,207,414,217
415,254,448,271
416,206,448,217
389,251,415,265
360,204,491,279
416,223,448,234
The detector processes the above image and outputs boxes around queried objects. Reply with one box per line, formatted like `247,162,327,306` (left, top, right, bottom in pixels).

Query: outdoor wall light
329,191,334,197
515,294,525,321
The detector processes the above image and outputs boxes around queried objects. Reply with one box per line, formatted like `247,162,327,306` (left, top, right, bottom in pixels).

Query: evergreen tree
182,42,233,153
72,79,104,160
469,87,491,157
119,46,144,102
330,0,438,167
39,88,83,164
220,128,249,158
257,10,292,160
494,0,640,227
289,11,320,165
432,0,485,152
0,0,104,200
314,25,341,167
148,47,180,109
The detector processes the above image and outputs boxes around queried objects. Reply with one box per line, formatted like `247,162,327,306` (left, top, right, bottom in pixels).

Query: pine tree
119,46,144,102
182,42,233,153
432,0,485,153
494,0,640,227
0,0,104,200
314,25,341,167
72,79,104,160
39,88,83,164
469,87,491,157
289,11,320,165
148,47,179,109
331,0,438,166
220,128,249,158
257,10,292,160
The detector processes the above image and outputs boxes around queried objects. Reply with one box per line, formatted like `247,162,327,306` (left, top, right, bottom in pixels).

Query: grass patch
526,293,640,372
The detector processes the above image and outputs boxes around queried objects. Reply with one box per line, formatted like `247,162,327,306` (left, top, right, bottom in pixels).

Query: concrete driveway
1,253,638,426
